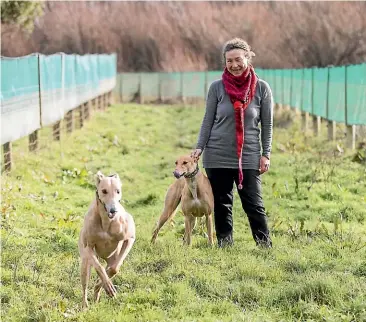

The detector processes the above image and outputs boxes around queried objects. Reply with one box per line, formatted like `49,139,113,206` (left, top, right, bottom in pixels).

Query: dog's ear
95,171,105,185
109,173,120,181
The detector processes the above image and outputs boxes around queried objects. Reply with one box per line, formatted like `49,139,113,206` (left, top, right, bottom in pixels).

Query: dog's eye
175,161,178,165
116,190,120,194
183,161,188,165
102,189,108,194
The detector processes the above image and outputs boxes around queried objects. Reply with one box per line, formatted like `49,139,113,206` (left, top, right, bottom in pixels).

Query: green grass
1,104,366,322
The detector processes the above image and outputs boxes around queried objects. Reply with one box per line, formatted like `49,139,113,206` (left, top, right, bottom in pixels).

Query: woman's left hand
259,156,270,174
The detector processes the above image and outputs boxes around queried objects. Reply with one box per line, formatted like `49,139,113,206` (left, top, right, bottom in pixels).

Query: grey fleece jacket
196,78,273,170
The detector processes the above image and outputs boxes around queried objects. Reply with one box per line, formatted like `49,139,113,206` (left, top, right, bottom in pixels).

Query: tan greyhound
151,155,214,246
78,171,135,308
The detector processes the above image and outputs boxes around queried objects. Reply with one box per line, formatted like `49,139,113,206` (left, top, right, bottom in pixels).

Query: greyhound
151,155,214,246
78,171,135,308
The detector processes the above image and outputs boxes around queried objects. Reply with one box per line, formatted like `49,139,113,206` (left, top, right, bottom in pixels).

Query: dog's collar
184,166,199,179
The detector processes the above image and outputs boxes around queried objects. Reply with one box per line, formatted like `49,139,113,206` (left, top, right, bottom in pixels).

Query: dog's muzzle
173,170,184,179
96,191,120,219
107,207,117,219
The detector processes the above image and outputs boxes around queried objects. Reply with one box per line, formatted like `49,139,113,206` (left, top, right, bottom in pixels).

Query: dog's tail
151,178,185,243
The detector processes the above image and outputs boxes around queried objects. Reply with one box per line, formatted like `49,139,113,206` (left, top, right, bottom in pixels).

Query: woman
191,38,273,248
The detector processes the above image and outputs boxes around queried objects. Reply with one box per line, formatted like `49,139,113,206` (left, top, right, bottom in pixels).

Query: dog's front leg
183,216,196,246
94,238,135,302
206,214,214,246
83,246,117,298
94,266,116,303
112,237,135,271
80,257,91,309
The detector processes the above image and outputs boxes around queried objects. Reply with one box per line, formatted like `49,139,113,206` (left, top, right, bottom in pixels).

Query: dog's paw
151,231,158,244
103,279,117,298
82,300,89,310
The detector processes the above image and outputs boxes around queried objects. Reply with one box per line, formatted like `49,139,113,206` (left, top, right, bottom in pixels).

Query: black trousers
205,168,272,246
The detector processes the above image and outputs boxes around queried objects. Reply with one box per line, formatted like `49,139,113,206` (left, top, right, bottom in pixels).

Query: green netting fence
1,54,40,146
117,64,366,125
1,53,117,145
1,60,364,146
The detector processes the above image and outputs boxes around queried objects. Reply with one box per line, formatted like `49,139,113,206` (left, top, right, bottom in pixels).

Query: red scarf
222,66,258,189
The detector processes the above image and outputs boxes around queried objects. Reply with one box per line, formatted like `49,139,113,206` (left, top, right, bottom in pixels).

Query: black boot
256,237,272,248
217,234,233,248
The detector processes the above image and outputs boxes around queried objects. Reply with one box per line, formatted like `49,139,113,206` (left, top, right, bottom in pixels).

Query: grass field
1,103,366,322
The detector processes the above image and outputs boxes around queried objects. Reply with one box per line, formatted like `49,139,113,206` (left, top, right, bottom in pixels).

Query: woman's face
225,49,248,76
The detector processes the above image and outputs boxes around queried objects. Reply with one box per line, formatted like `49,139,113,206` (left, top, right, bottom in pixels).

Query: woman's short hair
222,38,256,62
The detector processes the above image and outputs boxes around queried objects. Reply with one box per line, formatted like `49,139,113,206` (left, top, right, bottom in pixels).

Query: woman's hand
259,156,270,174
191,149,202,162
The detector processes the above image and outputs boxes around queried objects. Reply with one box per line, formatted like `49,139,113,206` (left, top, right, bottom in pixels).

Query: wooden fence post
3,142,12,172
66,110,74,133
93,98,97,112
98,96,102,110
84,102,90,121
79,105,84,128
312,116,321,136
108,92,112,107
53,121,61,141
103,94,107,109
346,125,356,150
327,120,336,141
301,111,309,132
29,130,38,152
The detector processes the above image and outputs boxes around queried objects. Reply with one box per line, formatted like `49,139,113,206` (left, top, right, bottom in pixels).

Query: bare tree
272,2,366,67
2,1,365,70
